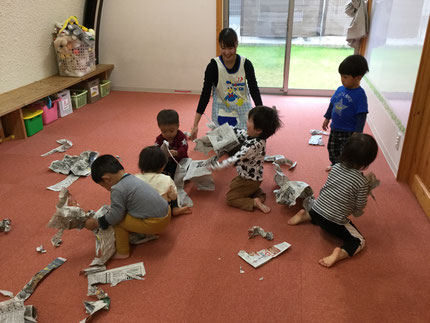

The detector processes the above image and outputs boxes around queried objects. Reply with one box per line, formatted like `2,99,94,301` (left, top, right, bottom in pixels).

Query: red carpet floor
0,91,429,322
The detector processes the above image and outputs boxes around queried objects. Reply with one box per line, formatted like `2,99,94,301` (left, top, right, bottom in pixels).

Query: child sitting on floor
155,109,189,179
288,133,378,268
209,105,282,213
84,154,171,259
136,146,192,216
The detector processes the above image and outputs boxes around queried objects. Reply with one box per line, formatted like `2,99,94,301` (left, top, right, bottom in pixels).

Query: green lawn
237,45,354,90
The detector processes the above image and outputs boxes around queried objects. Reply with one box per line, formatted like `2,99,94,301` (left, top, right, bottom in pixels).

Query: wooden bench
0,63,114,142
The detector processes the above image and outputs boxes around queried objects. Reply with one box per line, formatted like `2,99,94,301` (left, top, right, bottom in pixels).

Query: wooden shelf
0,64,114,140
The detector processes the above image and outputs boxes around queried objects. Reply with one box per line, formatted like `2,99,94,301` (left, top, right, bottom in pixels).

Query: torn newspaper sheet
16,257,67,301
273,163,315,209
41,139,73,157
238,242,291,268
248,226,274,241
47,188,93,246
49,150,99,176
310,129,329,136
193,135,213,155
89,205,115,267
129,233,159,245
173,158,193,207
309,135,324,146
0,297,38,323
35,245,46,254
79,297,110,323
48,150,99,190
46,174,80,192
265,155,297,170
87,262,146,294
183,157,216,191
0,219,11,232
207,123,240,156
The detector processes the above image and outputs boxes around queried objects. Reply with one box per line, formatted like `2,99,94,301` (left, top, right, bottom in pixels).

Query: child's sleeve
175,131,188,159
103,188,127,226
167,178,178,201
352,182,368,217
155,134,163,146
324,102,334,119
355,113,367,133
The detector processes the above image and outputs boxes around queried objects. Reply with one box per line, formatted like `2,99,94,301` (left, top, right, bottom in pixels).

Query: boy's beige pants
114,208,171,255
226,175,266,211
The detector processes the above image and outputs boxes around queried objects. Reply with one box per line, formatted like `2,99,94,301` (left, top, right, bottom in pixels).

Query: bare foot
325,165,332,172
288,209,311,225
112,252,130,260
172,206,192,216
318,247,348,268
253,198,271,213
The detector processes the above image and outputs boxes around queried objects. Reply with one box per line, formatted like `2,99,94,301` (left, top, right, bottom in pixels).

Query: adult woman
190,28,263,140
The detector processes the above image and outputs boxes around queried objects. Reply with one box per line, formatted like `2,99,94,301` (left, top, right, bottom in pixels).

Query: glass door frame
222,0,333,97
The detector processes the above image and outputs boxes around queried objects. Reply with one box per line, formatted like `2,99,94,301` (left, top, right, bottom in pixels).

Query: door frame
217,0,334,96
397,20,430,218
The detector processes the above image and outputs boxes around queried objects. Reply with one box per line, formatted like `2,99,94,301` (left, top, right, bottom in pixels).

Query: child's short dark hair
91,154,124,183
138,146,167,173
248,105,283,139
219,28,238,48
338,55,369,77
157,109,179,126
339,133,378,170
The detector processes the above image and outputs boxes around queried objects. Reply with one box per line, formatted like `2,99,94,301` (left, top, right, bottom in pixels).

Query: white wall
0,0,86,94
363,80,404,176
99,0,216,93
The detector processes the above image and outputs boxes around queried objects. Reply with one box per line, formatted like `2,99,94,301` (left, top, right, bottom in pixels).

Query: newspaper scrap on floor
207,123,240,156
0,219,11,233
88,205,115,267
47,150,99,191
309,135,324,146
183,156,217,191
47,174,80,192
310,129,329,136
174,158,193,207
272,163,315,210
16,257,67,301
41,139,73,157
87,262,146,295
238,242,291,268
35,245,46,254
79,297,110,323
265,155,297,170
0,295,38,323
248,226,274,241
47,188,93,246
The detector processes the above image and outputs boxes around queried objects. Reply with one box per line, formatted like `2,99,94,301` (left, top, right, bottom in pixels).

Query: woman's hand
85,218,99,230
190,126,198,140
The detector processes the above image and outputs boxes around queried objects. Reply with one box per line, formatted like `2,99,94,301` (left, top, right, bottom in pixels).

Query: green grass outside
237,45,354,90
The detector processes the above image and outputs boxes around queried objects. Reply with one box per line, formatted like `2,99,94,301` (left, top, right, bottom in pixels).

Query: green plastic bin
70,90,88,109
100,80,111,97
22,108,43,137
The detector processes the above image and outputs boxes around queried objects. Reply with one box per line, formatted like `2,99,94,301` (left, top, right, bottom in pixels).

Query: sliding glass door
227,0,354,95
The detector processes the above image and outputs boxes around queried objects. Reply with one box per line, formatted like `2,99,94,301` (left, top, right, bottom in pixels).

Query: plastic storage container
70,90,88,109
100,80,111,97
22,108,43,137
41,99,59,124
57,90,73,117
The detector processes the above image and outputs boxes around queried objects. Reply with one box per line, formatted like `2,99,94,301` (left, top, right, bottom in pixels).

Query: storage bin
57,90,73,117
22,108,43,137
86,79,100,103
70,90,88,109
41,99,59,124
100,80,111,97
